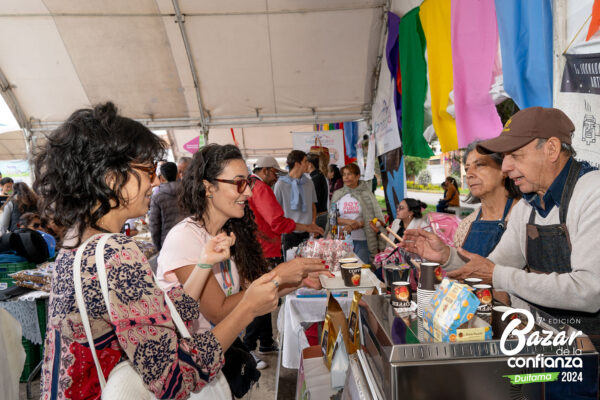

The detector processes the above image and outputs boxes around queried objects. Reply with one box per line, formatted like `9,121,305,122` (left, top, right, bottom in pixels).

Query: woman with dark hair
386,198,429,244
325,163,385,263
327,164,343,200
0,182,39,233
436,176,460,212
157,144,327,368
36,102,281,399
404,140,521,259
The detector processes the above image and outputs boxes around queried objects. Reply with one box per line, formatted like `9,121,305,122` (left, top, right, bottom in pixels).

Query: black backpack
0,228,49,264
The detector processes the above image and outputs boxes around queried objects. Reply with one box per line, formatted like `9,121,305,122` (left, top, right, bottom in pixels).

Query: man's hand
297,223,325,236
446,248,495,284
401,228,450,264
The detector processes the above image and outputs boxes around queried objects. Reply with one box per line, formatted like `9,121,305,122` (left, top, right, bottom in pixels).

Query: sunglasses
132,162,158,182
32,222,41,229
215,177,254,194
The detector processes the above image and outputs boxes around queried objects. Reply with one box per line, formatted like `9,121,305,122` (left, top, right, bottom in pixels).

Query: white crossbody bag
73,234,230,400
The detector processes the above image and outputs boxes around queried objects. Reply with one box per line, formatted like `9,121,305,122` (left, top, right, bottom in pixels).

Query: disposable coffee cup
339,257,358,265
341,263,362,287
391,281,412,308
464,277,483,288
492,306,514,340
473,284,493,313
384,265,410,294
418,262,438,291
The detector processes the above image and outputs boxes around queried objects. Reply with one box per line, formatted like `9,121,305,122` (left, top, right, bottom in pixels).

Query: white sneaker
251,351,268,370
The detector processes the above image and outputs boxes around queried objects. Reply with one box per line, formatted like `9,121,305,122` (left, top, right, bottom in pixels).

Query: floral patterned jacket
41,234,224,400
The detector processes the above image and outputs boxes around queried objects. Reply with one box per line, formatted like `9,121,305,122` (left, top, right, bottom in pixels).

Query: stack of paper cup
417,262,438,317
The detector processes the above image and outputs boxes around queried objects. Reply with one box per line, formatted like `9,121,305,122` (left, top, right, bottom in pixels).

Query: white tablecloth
278,293,353,369
0,291,49,345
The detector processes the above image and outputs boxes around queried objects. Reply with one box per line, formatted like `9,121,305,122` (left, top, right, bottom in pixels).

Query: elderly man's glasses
215,177,254,194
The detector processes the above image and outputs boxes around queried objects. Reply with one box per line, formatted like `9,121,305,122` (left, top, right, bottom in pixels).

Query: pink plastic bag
426,212,461,247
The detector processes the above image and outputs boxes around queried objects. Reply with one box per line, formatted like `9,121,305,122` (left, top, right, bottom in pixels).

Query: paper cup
419,262,438,291
492,306,514,340
391,281,412,308
341,263,362,287
339,257,358,265
384,265,410,294
473,284,493,313
464,277,483,288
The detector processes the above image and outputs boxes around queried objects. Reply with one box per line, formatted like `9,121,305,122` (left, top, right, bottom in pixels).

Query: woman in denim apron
457,142,521,256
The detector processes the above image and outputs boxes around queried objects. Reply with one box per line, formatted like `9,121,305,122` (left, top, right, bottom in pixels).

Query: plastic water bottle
343,230,353,249
329,203,339,238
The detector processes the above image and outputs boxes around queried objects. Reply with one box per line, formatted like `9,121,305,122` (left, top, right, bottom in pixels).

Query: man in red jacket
244,156,323,364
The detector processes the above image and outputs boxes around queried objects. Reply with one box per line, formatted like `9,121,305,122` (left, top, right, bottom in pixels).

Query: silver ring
272,280,279,288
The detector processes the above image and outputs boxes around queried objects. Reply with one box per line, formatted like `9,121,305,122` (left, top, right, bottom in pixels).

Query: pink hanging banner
451,0,503,148
183,136,200,153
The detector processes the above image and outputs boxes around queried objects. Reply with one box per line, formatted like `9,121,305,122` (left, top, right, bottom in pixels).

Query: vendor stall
358,294,599,399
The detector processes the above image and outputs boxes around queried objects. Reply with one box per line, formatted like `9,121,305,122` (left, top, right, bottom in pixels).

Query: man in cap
404,107,600,348
245,156,324,366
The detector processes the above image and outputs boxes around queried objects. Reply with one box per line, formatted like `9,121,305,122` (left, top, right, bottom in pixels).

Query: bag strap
72,234,107,388
94,234,191,338
74,233,194,391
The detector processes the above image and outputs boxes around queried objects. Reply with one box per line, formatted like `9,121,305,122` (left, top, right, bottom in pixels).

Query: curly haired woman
36,102,281,399
157,144,327,368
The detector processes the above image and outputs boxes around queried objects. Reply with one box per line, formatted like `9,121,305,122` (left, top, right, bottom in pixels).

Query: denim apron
525,160,599,398
462,198,513,257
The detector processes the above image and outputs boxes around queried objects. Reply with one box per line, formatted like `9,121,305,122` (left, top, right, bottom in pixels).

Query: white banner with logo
372,52,402,156
553,0,600,167
291,130,345,166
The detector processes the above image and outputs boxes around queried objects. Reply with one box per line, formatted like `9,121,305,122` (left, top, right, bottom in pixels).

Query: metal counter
358,294,599,399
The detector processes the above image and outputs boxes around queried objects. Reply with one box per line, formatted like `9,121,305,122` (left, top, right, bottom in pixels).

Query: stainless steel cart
358,294,599,399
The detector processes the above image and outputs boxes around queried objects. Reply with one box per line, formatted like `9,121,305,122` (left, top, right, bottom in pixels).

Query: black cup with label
391,281,412,308
418,262,438,291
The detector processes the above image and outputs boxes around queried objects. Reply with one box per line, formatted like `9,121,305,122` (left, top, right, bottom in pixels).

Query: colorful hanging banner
398,7,434,158
379,147,406,219
420,0,458,152
451,0,503,148
494,0,553,109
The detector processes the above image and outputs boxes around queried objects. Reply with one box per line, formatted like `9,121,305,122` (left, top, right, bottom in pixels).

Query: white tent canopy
0,1,388,129
0,0,427,161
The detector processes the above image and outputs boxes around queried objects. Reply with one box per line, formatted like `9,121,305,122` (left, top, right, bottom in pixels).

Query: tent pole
0,67,35,176
368,0,390,122
172,0,209,135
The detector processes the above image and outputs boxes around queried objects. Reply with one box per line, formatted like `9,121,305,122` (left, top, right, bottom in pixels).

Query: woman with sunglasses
378,198,428,246
156,145,327,355
37,103,281,399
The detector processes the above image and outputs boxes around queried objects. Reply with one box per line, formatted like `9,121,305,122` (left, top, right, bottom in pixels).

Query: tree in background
404,155,429,181
417,169,432,185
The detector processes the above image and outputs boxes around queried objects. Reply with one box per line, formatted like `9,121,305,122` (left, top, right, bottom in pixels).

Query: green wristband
196,263,212,269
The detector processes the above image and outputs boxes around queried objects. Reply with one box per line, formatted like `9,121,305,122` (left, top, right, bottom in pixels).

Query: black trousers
243,257,283,350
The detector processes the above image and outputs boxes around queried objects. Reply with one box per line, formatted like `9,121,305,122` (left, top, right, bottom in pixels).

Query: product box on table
422,278,492,342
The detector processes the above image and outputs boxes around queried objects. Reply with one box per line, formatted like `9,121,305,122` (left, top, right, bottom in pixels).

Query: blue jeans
353,240,370,264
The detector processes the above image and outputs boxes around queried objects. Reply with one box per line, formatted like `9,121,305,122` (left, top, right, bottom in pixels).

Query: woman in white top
387,198,428,246
157,145,327,342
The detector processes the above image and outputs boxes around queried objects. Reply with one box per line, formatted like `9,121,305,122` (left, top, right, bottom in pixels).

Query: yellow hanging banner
420,0,458,152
